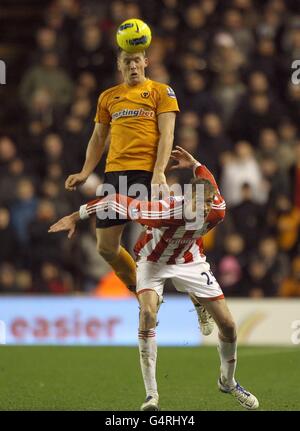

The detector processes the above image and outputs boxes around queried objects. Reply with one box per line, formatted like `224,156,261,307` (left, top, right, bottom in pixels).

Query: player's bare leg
197,297,259,410
200,298,237,385
96,226,136,292
138,290,160,411
189,293,214,336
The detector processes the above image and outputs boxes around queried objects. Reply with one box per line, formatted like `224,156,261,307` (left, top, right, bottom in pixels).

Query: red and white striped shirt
79,163,226,264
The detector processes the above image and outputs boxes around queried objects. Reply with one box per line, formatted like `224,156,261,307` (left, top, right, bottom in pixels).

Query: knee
220,318,236,341
97,244,118,263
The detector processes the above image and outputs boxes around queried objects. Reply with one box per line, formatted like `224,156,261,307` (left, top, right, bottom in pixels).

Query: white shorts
136,260,224,301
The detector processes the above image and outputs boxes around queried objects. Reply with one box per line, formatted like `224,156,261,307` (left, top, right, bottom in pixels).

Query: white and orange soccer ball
116,18,152,53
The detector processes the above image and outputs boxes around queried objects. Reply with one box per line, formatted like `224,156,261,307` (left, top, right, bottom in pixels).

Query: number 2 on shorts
201,271,213,285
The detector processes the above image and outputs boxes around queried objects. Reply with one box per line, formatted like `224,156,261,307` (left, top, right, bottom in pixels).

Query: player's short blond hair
117,48,146,57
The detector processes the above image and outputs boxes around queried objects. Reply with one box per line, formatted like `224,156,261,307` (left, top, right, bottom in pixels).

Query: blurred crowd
0,0,300,297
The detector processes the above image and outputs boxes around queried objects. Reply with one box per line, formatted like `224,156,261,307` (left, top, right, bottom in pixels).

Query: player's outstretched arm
80,194,182,228
49,195,132,240
65,123,110,191
48,212,80,239
49,191,182,239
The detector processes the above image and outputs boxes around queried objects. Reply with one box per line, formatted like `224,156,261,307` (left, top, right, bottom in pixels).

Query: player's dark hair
190,177,216,196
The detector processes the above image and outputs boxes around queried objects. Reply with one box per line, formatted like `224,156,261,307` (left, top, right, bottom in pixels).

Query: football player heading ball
64,15,179,296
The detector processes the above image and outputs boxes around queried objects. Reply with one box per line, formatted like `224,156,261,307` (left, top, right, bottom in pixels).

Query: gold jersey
94,79,179,172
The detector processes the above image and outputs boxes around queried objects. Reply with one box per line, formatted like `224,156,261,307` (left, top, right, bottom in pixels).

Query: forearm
70,211,80,222
193,163,219,190
81,134,105,176
153,133,174,177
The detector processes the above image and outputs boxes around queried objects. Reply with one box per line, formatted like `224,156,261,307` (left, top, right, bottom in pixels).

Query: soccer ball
116,18,152,53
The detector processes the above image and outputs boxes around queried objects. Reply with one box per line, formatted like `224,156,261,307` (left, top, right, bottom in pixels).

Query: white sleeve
193,162,202,177
79,204,89,220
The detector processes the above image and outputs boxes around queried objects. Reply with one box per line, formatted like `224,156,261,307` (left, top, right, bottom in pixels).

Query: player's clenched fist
65,172,88,191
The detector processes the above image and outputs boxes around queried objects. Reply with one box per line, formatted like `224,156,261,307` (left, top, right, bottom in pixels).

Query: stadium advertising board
203,299,300,346
0,296,202,346
0,297,299,346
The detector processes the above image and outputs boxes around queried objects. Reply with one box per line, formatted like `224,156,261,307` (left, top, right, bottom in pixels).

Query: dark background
0,0,300,297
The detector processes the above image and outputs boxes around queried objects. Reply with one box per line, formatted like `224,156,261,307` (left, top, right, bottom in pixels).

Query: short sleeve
94,92,111,124
156,85,180,115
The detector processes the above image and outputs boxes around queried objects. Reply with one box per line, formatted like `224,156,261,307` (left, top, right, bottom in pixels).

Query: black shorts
96,170,152,228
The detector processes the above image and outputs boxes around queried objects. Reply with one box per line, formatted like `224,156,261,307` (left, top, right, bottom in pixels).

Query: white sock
217,337,237,389
138,328,158,398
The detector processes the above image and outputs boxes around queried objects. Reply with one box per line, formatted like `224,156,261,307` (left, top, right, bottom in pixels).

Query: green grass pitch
0,346,299,411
